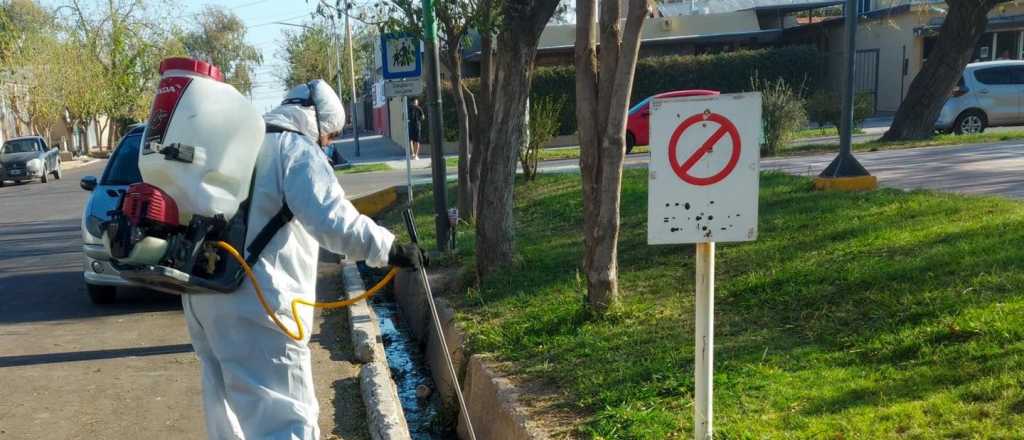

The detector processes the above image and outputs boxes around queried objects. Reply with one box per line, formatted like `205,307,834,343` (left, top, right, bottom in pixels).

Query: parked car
80,124,145,304
626,89,720,153
0,135,62,186
937,60,1024,135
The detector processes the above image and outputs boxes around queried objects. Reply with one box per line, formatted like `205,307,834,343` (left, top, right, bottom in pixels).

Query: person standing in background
408,97,425,160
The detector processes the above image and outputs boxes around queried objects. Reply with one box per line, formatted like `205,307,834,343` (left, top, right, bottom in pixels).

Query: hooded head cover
266,79,346,140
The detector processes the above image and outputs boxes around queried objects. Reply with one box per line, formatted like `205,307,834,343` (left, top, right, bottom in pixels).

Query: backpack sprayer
104,58,474,439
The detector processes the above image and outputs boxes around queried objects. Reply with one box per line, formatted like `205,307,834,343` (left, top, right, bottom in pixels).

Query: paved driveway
762,141,1024,198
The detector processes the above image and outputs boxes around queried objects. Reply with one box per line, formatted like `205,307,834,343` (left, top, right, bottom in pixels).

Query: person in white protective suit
183,79,425,440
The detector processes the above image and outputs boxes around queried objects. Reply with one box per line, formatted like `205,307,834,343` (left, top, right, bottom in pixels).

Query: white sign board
647,92,761,245
384,79,424,97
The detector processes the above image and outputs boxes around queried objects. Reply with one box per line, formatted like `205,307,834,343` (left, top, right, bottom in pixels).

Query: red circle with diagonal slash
668,112,741,186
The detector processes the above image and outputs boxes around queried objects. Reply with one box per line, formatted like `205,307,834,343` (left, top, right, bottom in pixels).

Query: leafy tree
475,0,561,278
883,0,1006,140
0,0,56,136
182,5,262,94
574,0,649,313
277,21,335,90
63,0,185,148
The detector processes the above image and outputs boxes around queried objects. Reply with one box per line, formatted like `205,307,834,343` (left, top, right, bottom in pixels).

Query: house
802,0,1024,114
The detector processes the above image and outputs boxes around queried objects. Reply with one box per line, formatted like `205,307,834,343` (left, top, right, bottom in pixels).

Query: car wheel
954,110,986,135
53,163,62,180
0,180,4,187
87,283,117,305
626,132,636,154
40,172,47,183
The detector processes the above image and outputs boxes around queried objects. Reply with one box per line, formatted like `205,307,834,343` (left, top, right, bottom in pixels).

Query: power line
248,13,315,29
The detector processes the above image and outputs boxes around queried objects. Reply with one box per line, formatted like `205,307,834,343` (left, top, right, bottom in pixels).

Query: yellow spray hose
215,241,399,341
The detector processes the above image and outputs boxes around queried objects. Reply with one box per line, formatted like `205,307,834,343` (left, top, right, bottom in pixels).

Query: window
1,139,37,154
996,31,1020,60
974,67,1015,85
100,133,143,186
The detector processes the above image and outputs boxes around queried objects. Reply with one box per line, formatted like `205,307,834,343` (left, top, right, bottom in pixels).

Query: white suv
937,60,1024,135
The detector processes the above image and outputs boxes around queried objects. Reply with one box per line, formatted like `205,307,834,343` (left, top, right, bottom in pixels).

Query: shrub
441,46,826,138
754,75,807,156
805,90,874,129
521,97,564,180
531,45,825,135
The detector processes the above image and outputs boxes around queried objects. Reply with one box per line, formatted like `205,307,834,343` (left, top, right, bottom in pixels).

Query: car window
1,139,38,154
1010,67,1024,84
100,133,143,186
974,67,1015,85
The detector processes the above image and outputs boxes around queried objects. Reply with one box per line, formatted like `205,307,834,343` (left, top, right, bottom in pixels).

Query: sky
40,0,330,113
179,0,324,113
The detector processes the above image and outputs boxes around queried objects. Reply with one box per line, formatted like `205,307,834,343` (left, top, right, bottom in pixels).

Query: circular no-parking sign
668,112,741,186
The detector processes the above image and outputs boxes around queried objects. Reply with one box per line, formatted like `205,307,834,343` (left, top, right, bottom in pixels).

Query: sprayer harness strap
241,122,304,266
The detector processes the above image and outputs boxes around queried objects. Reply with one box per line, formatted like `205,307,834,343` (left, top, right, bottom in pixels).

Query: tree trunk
882,0,997,141
447,47,474,222
475,0,560,280
470,31,496,221
576,0,648,315
105,120,119,151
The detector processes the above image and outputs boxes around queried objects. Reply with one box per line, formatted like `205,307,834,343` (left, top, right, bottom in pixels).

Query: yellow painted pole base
813,176,878,191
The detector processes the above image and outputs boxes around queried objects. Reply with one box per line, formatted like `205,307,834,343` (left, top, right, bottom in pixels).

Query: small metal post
694,242,715,440
404,96,413,206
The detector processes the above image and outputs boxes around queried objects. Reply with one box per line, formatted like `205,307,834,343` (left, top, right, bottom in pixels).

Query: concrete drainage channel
366,266,455,438
346,187,549,440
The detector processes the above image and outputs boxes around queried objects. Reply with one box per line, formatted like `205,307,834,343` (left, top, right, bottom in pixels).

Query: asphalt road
762,141,1024,198
0,161,368,439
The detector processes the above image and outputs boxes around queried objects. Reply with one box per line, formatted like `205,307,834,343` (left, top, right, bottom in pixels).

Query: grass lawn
335,163,392,174
383,170,1024,438
533,145,651,162
783,130,1024,156
791,127,865,140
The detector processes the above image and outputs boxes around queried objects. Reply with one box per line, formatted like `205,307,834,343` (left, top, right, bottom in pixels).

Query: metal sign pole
694,241,715,440
404,96,413,206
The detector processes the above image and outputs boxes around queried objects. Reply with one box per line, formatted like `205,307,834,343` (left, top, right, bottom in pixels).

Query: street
762,140,1024,198
0,161,200,439
0,161,367,439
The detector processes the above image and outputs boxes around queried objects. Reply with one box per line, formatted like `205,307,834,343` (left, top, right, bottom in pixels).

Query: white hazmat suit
183,80,395,439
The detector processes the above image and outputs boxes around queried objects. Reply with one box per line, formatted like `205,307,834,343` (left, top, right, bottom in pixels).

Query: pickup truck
0,135,62,186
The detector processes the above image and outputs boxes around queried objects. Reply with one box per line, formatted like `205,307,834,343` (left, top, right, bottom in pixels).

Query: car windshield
100,133,143,186
628,97,652,114
1,139,37,154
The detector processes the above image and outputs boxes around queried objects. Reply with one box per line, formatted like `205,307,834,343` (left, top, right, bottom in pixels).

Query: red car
626,89,720,153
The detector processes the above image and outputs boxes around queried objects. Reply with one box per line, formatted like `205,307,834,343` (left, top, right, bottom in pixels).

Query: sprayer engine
103,182,249,295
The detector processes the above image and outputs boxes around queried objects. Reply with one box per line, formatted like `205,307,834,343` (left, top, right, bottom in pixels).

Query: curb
352,187,399,216
813,175,878,191
341,261,411,440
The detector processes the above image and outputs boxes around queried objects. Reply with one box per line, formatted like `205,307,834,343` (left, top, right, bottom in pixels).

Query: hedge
436,45,826,139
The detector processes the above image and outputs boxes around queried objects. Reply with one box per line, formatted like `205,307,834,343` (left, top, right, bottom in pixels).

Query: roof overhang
466,28,785,61
915,13,1024,37
742,0,843,15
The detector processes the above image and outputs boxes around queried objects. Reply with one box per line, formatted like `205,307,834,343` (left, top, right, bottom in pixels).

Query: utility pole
816,0,876,190
338,0,361,156
422,0,450,252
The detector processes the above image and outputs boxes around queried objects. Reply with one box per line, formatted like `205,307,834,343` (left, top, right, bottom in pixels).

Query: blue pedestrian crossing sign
381,33,422,80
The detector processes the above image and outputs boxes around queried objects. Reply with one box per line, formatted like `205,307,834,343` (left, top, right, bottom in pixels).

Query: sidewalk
331,133,406,165
62,157,100,171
